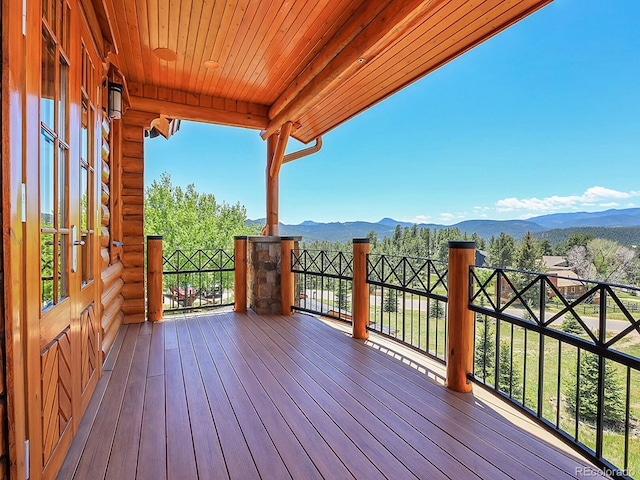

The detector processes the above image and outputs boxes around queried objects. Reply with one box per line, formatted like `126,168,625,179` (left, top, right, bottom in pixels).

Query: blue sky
145,0,639,225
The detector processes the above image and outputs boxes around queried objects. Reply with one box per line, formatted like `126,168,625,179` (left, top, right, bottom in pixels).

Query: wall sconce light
108,82,124,119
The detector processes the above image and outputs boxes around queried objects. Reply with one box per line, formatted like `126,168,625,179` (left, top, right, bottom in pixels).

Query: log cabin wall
99,117,125,360
119,117,146,324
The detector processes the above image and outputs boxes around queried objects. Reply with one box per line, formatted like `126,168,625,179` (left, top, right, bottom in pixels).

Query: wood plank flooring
58,311,608,479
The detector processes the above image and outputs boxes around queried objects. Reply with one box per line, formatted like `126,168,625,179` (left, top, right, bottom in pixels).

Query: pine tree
564,351,625,427
474,320,496,382
487,232,516,268
498,341,523,401
335,280,349,312
561,313,583,335
382,288,397,313
429,300,444,318
515,231,542,272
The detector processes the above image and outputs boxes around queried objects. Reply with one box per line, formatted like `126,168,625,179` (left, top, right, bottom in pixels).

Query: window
40,3,70,310
79,44,96,285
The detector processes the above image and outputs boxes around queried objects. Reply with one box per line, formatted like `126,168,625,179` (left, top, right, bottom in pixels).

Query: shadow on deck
57,310,608,479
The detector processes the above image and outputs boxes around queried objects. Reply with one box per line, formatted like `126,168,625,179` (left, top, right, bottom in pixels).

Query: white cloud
495,186,639,213
440,213,455,221
599,202,619,207
400,214,432,224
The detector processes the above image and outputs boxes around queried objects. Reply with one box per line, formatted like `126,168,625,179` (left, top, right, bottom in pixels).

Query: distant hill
453,219,546,239
530,208,640,229
534,226,640,247
247,207,640,243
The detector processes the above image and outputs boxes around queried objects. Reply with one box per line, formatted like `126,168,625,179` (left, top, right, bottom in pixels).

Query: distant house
495,254,587,302
540,256,588,299
547,270,588,299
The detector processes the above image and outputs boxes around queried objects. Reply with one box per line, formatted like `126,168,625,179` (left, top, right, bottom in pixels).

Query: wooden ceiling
107,0,551,143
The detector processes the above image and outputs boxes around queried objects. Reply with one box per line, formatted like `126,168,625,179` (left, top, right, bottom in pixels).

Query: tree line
303,226,640,286
144,172,260,254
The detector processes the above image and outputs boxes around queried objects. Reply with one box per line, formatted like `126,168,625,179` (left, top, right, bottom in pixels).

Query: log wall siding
99,117,126,361
120,117,146,324
99,117,123,359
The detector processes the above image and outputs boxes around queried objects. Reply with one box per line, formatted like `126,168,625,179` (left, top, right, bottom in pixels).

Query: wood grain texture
58,312,607,480
120,117,145,324
111,0,550,143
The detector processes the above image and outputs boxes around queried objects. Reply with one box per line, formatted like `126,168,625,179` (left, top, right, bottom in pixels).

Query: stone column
247,236,301,315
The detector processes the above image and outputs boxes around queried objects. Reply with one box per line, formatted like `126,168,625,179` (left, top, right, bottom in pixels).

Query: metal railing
162,249,234,313
367,254,449,362
291,250,353,322
470,266,640,478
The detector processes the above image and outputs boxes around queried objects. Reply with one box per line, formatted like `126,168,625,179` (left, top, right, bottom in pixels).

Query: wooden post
265,134,279,235
281,237,295,315
234,236,248,313
352,239,370,340
446,240,476,393
147,236,163,322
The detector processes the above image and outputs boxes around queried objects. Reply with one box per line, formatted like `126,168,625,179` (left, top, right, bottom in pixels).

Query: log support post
265,122,293,236
280,237,295,315
234,236,248,313
352,238,370,340
446,240,476,393
265,134,279,235
147,235,163,322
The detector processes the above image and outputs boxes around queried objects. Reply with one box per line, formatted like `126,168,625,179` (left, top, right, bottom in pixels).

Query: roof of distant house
548,269,585,287
542,255,570,269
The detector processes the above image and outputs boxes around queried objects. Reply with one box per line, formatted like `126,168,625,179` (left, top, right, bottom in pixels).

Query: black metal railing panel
291,250,353,322
471,266,640,478
367,254,449,363
162,249,234,312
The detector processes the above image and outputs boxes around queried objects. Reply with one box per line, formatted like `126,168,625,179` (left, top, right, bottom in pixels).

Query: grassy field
369,298,639,477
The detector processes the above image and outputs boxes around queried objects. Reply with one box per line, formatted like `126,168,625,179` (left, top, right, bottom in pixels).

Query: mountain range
248,208,640,244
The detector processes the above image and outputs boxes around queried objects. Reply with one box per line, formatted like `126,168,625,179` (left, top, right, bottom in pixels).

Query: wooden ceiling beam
268,0,393,121
262,0,443,140
269,121,293,179
128,84,269,129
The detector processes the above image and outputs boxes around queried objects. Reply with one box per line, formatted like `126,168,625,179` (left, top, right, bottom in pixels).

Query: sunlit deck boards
58,311,606,479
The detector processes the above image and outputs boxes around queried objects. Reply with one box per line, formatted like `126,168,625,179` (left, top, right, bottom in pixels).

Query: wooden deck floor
58,311,608,479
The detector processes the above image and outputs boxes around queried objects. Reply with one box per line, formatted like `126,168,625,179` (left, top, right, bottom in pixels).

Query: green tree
498,341,523,401
335,280,350,311
429,299,444,318
567,238,638,284
366,230,379,251
514,231,543,272
382,288,397,313
144,172,259,253
556,232,595,255
564,351,625,427
539,238,553,256
471,232,486,250
474,320,496,382
561,313,583,335
487,232,516,268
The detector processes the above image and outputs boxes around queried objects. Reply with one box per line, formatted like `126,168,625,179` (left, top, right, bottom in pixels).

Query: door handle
71,226,82,272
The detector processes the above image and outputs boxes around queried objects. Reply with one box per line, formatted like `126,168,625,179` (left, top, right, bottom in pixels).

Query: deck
58,311,607,479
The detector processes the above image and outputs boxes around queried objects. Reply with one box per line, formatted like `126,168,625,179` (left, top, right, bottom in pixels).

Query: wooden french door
26,2,102,478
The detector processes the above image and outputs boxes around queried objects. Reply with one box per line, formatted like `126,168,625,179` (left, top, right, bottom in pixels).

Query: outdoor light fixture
108,82,124,119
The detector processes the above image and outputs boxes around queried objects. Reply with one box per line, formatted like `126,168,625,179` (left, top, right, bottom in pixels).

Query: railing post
234,236,247,313
281,237,295,315
446,240,476,393
352,238,370,340
147,235,163,322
